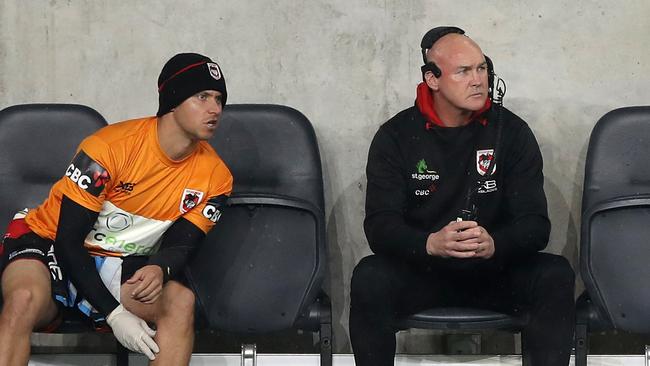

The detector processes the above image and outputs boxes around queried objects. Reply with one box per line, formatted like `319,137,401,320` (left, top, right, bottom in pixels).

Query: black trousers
349,252,575,366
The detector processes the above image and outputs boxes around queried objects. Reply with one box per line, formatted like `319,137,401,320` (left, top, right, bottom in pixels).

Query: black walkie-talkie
456,186,478,222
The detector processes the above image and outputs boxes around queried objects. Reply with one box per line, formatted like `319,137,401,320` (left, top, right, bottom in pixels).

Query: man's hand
426,221,494,259
126,265,164,304
106,304,159,360
472,225,495,259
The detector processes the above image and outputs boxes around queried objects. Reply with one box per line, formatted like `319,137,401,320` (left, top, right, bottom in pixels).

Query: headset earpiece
421,63,441,78
420,26,465,80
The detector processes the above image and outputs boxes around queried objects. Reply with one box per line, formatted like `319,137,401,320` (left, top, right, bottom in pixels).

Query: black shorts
0,227,71,331
0,230,69,300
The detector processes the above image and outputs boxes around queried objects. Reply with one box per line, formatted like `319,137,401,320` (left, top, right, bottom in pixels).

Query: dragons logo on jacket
476,149,497,176
180,189,204,214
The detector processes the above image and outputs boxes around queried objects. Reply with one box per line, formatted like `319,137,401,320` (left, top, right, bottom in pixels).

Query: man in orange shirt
0,53,233,365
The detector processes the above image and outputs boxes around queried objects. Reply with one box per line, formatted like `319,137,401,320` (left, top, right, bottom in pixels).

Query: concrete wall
1,0,649,353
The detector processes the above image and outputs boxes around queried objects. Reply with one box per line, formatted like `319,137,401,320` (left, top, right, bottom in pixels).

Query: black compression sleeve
54,196,120,316
147,218,205,282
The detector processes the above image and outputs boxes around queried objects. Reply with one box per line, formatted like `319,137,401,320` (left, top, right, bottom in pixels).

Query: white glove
106,304,160,360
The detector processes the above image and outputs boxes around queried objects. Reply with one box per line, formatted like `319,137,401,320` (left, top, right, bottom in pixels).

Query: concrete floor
28,354,650,366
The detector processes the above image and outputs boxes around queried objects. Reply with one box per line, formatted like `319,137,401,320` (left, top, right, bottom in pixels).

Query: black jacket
364,104,550,271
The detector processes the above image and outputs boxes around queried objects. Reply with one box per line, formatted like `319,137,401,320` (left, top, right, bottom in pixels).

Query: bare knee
167,282,195,313
1,288,51,328
158,282,195,325
5,287,43,312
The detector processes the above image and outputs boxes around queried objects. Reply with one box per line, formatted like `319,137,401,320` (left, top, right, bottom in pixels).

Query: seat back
187,104,326,333
580,106,650,333
0,104,108,230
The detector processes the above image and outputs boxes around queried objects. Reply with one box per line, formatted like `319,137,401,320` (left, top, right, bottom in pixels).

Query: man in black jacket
349,26,575,366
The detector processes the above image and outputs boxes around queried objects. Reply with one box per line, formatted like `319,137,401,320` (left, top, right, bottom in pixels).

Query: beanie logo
207,63,222,81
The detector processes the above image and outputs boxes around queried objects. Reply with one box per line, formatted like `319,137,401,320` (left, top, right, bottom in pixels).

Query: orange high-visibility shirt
25,116,233,257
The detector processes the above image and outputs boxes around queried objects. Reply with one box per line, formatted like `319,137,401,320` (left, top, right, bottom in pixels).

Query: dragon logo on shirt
416,159,437,174
411,159,440,181
412,159,440,196
180,188,204,214
476,149,497,176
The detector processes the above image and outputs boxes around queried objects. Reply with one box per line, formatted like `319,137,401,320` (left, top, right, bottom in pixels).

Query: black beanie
156,53,227,117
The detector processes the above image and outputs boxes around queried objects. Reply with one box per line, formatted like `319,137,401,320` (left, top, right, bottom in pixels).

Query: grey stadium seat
0,104,130,365
187,104,332,365
576,106,650,366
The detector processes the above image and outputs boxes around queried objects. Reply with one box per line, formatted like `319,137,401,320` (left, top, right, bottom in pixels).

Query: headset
420,26,505,104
